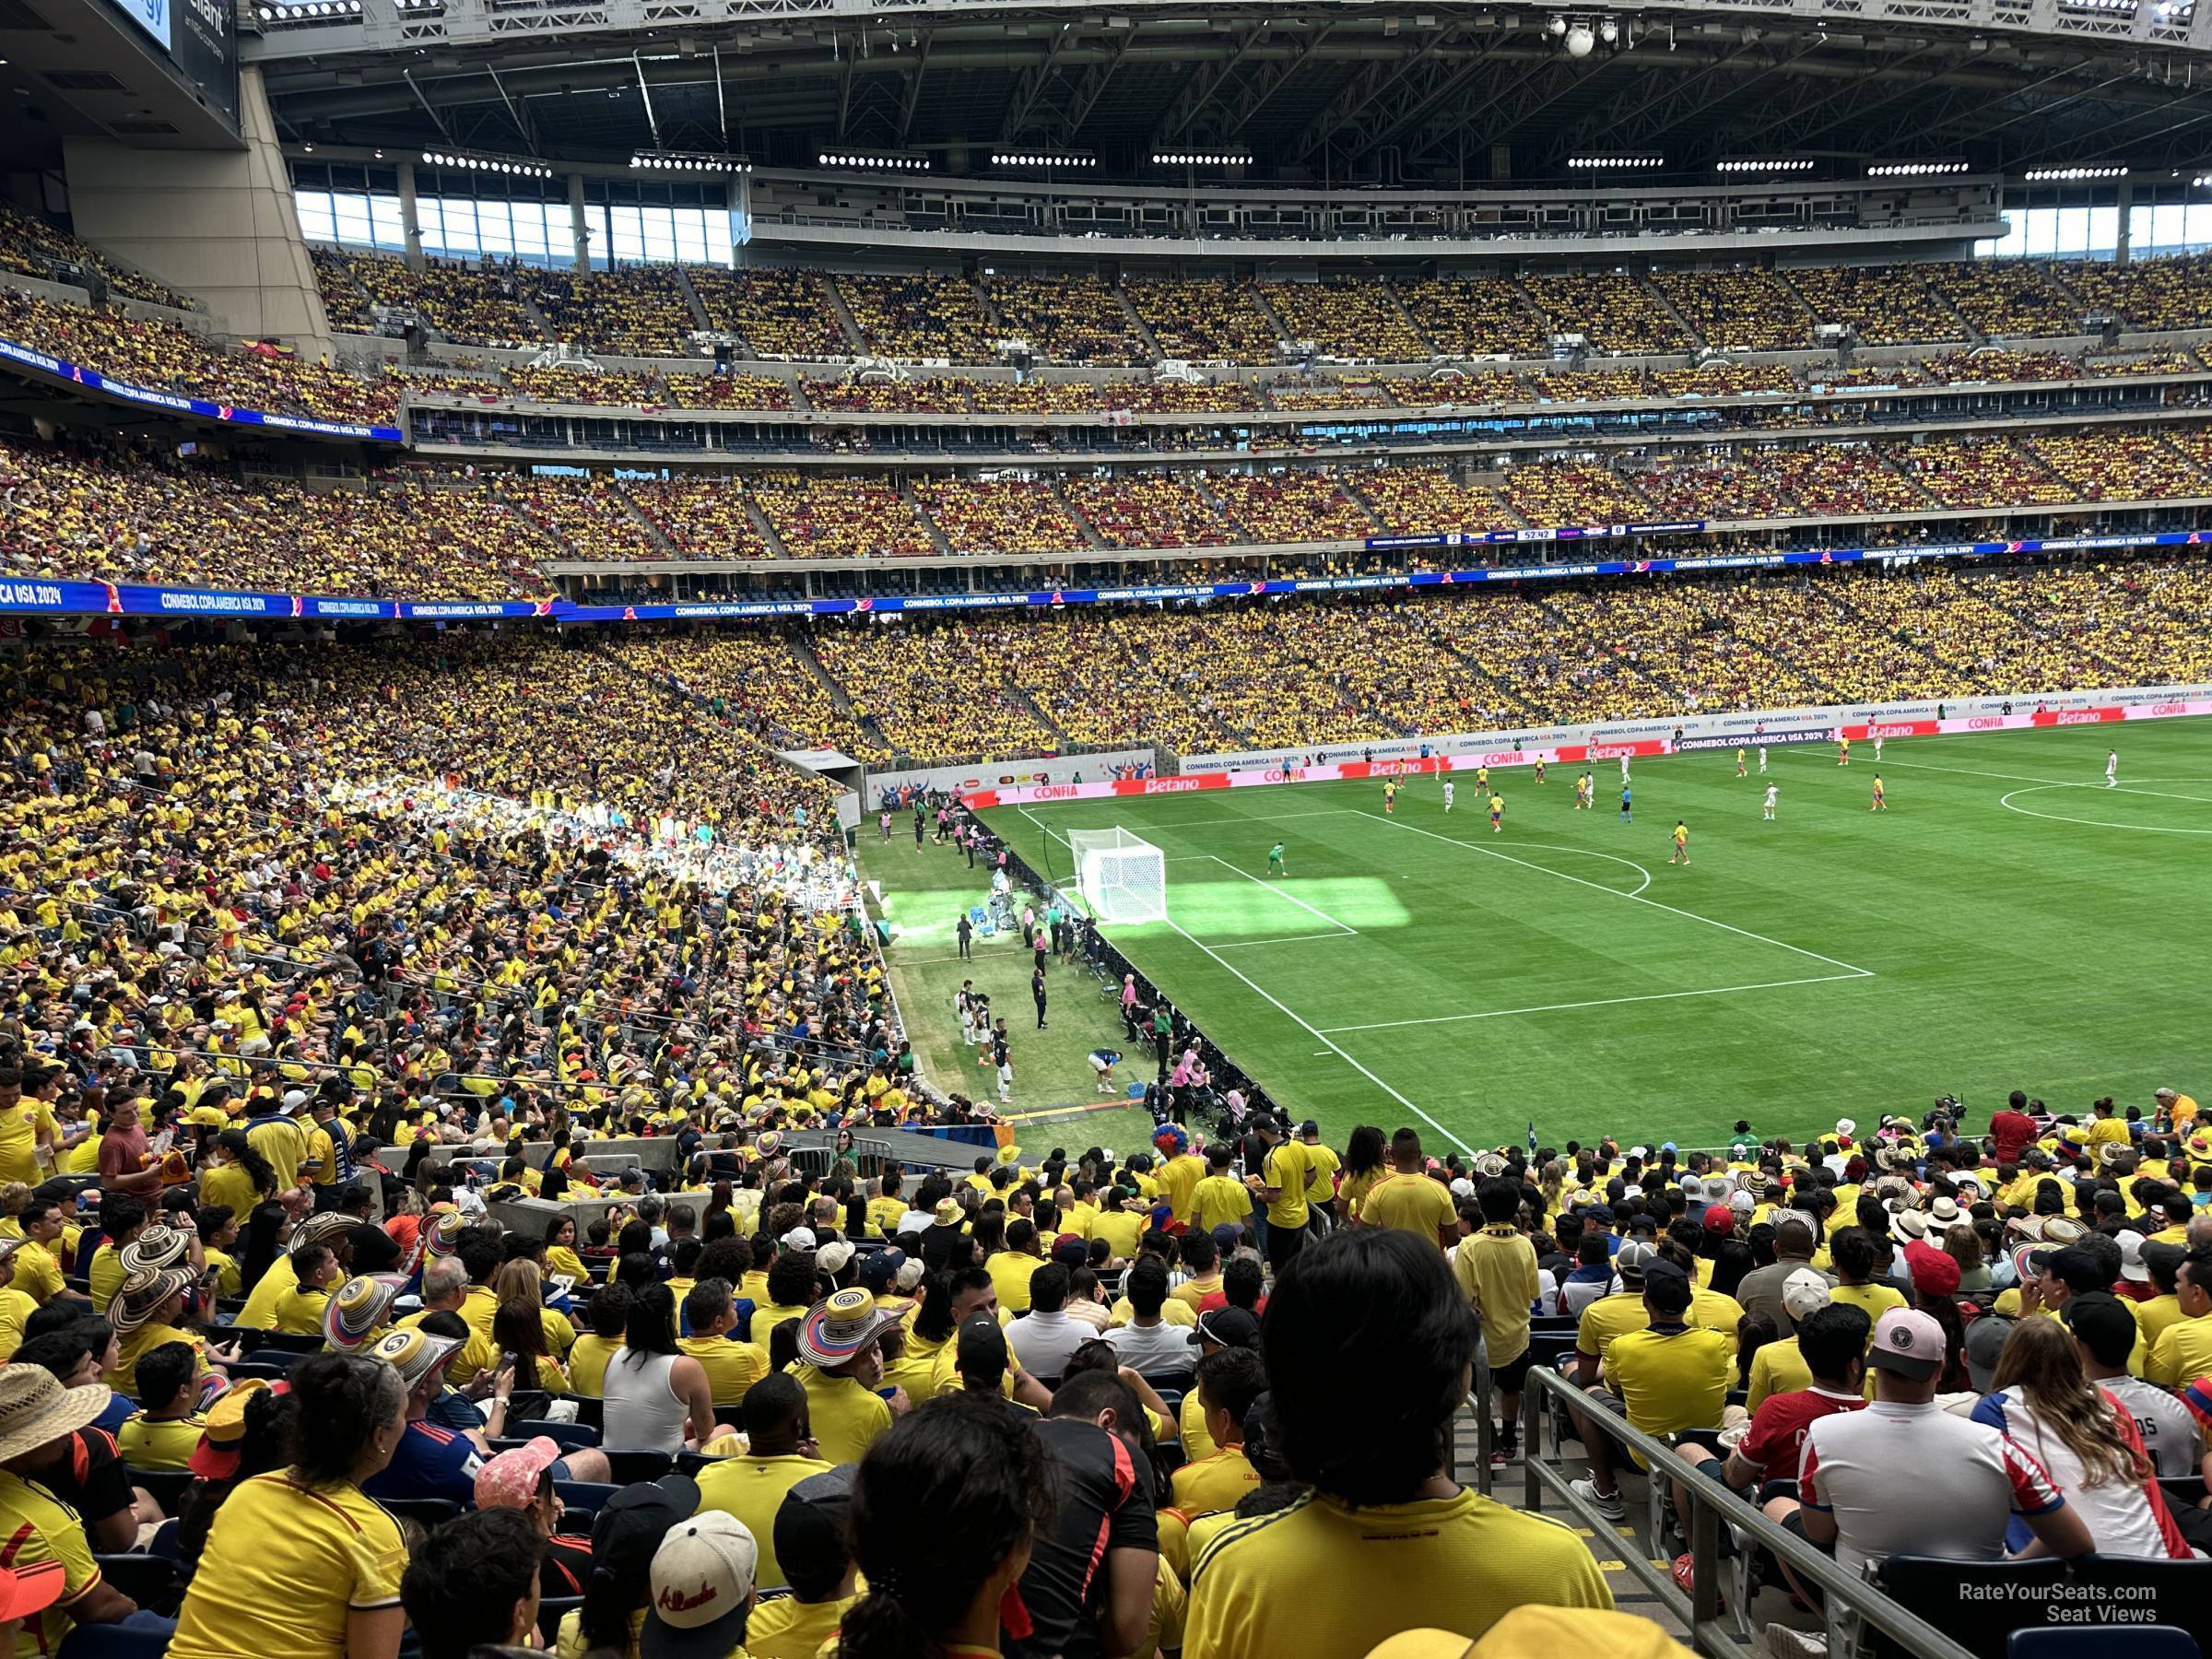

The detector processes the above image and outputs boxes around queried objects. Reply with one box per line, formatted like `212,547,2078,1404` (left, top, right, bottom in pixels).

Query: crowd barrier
960,700,2212,809
6,527,2212,626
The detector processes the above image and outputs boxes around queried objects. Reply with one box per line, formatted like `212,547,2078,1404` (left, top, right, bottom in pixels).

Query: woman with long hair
601,1283,719,1453
1973,1315,2185,1558
236,1200,292,1298
494,1295,567,1394
1338,1124,1388,1217
833,1399,1053,1659
545,1215,588,1285
1944,1223,1992,1292
167,1353,410,1659
199,1129,276,1221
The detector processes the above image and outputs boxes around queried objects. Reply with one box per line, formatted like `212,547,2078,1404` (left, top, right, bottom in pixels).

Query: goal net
1067,828,1168,924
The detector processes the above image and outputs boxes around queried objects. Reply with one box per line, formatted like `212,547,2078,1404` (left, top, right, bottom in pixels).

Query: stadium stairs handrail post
1499,1364,1978,1659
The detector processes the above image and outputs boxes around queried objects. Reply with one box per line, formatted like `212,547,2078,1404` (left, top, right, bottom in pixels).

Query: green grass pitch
936,721,2212,1155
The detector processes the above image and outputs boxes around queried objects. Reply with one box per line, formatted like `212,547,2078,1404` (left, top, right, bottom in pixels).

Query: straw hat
324,1275,406,1352
119,1225,193,1276
0,1367,110,1465
794,1288,904,1371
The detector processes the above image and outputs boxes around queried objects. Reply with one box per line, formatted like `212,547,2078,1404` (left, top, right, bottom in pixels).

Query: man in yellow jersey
1356,1127,1457,1250
1252,1116,1312,1268
1184,1230,1610,1655
1296,1121,1339,1238
1454,1178,1540,1467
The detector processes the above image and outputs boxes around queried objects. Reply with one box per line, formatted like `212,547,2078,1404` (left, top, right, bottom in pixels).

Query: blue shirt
363,1418,482,1505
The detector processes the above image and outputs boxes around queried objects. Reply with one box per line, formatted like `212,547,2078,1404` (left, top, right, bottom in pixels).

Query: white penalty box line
1331,808,1875,1031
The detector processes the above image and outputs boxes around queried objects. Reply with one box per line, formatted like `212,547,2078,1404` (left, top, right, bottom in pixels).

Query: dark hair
288,1241,332,1286
215,1130,278,1200
12,1326,102,1381
740,1371,806,1441
1027,1262,1069,1313
914,1266,994,1345
1195,1346,1267,1428
456,1231,501,1285
1262,1230,1478,1504
1046,1368,1138,1425
287,1352,403,1487
135,1339,200,1410
621,1283,680,1360
1796,1303,1874,1381
840,1400,1054,1659
401,1508,544,1659
100,1193,148,1239
1124,1259,1168,1319
767,1253,818,1309
1476,1178,1520,1225
1830,1227,1878,1282
1644,1272,1694,1319
1222,1256,1264,1312
587,1281,633,1340
684,1277,734,1334
614,1251,659,1294
493,1297,552,1393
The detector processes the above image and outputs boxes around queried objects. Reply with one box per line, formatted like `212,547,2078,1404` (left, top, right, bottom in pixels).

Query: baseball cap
1702,1204,1735,1233
1781,1267,1832,1324
0,1560,64,1627
1190,1306,1260,1350
2063,1292,2138,1370
593,1474,703,1581
857,1248,907,1291
1964,1314,2014,1394
1903,1240,1961,1299
475,1435,564,1512
2115,1230,2152,1284
771,1466,853,1592
816,1241,855,1277
190,1377,276,1478
641,1512,759,1659
956,1312,1007,1376
1050,1234,1088,1267
1613,1241,1654,1284
1867,1308,1945,1382
781,1227,818,1254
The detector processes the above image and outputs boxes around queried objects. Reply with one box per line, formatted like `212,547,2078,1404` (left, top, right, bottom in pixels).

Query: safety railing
1498,1363,1978,1659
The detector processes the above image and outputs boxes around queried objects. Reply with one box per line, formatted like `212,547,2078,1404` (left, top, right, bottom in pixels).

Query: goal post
1067,828,1169,924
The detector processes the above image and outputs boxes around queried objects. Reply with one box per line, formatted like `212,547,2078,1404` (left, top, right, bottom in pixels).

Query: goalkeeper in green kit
1267,841,1287,876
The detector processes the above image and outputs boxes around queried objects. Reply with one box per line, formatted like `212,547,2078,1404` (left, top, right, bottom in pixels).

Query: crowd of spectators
810,620,1062,759
334,252,541,349
1891,438,2078,511
688,267,852,360
1622,453,1794,520
2059,254,2212,334
1653,268,1812,350
1926,260,2082,337
838,273,994,362
984,273,1151,366
494,473,665,562
1057,475,1238,548
500,365,662,407
624,476,774,561
1348,466,1517,535
529,268,698,359
1783,264,1968,346
1256,279,1428,360
1122,278,1283,365
1394,276,1551,357
1521,272,1689,354
0,203,194,309
2031,432,2206,501
663,371,799,411
1500,458,1652,527
1209,471,1378,543
751,475,937,560
912,478,1090,557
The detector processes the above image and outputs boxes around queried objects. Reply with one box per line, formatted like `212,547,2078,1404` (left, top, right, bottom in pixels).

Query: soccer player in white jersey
1758,746,1768,773
1763,783,1779,820
1442,780,1455,813
1873,734,1884,762
1619,754,1630,784
2107,748,2119,788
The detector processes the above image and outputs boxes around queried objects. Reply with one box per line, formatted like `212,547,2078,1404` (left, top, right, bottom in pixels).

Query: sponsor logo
1026,784,1081,800
2053,710,2108,725
1139,778,1206,793
1587,743,1639,759
1263,768,1307,783
1965,717,2006,731
2149,702,2191,716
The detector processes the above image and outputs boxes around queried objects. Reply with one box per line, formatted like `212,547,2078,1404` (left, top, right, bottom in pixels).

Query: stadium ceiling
251,0,2212,182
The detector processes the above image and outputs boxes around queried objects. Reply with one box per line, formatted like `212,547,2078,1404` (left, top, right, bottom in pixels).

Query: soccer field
975,721,2212,1154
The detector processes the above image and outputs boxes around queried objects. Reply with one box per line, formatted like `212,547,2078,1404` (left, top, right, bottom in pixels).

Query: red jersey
1736,1385,1866,1481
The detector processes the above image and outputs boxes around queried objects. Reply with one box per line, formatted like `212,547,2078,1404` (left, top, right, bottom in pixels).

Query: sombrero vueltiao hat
794,1287,905,1371
324,1274,406,1352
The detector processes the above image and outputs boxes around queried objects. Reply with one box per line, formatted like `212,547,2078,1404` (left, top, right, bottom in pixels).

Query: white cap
781,1227,818,1253
1782,1267,1832,1323
817,1240,855,1277
642,1512,758,1659
1835,1118,1857,1136
281,1088,310,1112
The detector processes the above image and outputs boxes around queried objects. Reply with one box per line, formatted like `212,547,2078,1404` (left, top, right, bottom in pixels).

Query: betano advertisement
959,701,2212,810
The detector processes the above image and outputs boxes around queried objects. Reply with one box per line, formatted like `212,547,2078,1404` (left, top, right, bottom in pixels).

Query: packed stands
1500,459,1651,527
335,251,541,348
964,379,1110,416
1209,470,1378,542
494,472,664,561
622,475,774,560
913,478,1089,556
0,202,193,308
838,272,994,361
1122,276,1281,364
803,375,975,414
1622,453,1794,520
1348,466,1519,536
2030,432,2207,501
1520,272,1688,353
1760,444,1927,516
1889,437,2077,510
530,267,697,358
1924,260,2083,337
310,248,375,334
1257,278,1428,360
1528,366,1647,404
751,473,936,559
2059,253,2212,333
1394,276,1550,357
0,438,550,596
983,273,1150,366
812,620,1063,759
660,371,798,411
1386,371,1524,408
687,265,851,359
1263,379,1394,409
1917,348,2081,386
1784,263,1967,345
1058,474,1237,548
629,627,876,756
1098,378,1262,414
1653,268,1810,351
500,364,662,406
1647,360,1800,398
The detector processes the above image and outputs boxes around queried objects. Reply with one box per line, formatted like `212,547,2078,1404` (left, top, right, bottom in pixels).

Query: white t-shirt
1105,1319,1195,1375
2102,1374,2202,1478
1007,1309,1093,1379
1972,1386,2170,1558
1799,1398,2067,1577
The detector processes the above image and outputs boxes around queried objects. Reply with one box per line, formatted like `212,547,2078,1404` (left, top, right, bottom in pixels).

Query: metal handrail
1504,1363,1978,1659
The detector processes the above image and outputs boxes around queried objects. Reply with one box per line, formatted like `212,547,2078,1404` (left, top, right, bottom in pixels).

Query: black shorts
1489,1349,1536,1392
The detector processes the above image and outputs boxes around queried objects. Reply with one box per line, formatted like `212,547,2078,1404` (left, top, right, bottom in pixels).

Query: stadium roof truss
249,0,2212,177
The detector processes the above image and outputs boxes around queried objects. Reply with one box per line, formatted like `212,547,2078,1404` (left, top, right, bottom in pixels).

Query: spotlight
1565,24,1594,55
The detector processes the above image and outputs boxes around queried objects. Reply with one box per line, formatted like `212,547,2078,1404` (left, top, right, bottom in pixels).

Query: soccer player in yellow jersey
1474,765,1488,795
1184,1230,1610,1655
1735,747,1747,777
1383,780,1398,815
1488,794,1504,834
1837,735,1851,765
1870,774,1887,811
1534,758,1546,784
1670,821,1689,865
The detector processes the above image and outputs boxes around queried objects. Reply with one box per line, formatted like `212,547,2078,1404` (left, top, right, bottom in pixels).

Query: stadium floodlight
1865,159,1970,176
815,151,929,171
990,150,1098,170
1567,154,1664,170
1068,828,1168,925
1716,157,1816,173
1151,151,1251,167
418,149,553,179
2022,165,2128,181
631,151,752,174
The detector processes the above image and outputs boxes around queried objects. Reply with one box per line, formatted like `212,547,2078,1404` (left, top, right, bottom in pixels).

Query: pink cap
474,1435,563,1511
